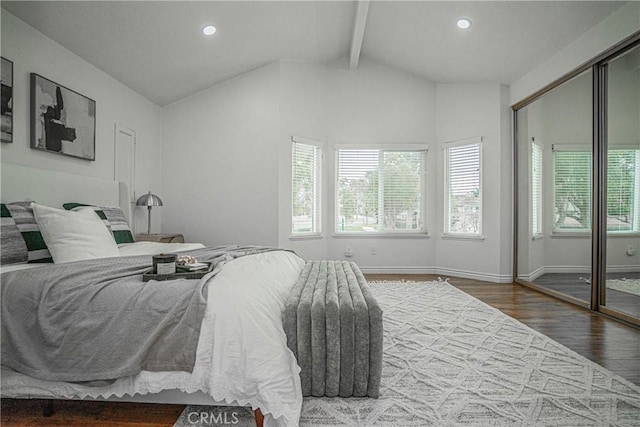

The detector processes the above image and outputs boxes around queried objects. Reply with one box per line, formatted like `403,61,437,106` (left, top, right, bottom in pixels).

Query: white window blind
607,149,640,232
444,141,482,235
553,148,592,231
336,148,426,233
531,142,543,236
292,139,321,235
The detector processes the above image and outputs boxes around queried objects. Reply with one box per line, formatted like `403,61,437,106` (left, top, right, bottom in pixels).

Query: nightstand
135,233,185,243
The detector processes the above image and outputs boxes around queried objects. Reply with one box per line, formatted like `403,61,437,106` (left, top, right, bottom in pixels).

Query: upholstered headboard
0,163,132,225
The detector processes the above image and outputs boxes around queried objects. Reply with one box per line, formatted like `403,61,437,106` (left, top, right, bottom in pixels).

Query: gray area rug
607,278,640,297
175,280,640,426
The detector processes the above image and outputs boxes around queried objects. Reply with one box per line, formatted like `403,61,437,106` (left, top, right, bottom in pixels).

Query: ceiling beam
349,0,370,70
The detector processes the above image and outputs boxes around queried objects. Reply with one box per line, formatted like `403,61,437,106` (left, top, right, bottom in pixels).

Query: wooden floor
2,274,639,426
531,272,640,317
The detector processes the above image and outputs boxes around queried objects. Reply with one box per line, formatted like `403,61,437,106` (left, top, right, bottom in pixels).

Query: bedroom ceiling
1,1,627,106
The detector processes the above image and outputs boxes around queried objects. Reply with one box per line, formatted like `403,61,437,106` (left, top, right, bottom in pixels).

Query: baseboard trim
359,266,438,275
606,265,640,273
518,264,640,280
539,266,591,275
518,266,545,282
359,266,513,283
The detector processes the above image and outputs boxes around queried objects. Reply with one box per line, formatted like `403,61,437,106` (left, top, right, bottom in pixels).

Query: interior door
114,124,136,203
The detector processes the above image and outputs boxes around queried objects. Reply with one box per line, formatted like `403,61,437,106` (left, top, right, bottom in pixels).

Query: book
177,262,209,272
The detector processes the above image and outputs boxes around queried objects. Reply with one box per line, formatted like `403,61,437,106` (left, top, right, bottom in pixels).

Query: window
335,146,427,234
553,146,640,232
444,139,482,236
531,141,543,236
553,147,591,231
607,149,640,232
292,137,321,236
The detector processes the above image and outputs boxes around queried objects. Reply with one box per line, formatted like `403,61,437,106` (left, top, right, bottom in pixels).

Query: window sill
607,232,640,238
551,232,640,238
441,233,485,241
532,234,544,241
290,234,323,241
550,232,591,238
332,232,430,239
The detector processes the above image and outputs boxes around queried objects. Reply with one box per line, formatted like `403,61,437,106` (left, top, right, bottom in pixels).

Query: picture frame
30,73,96,160
1,57,13,143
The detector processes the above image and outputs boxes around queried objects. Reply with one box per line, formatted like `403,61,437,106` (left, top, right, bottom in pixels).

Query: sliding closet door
516,70,593,306
603,45,640,321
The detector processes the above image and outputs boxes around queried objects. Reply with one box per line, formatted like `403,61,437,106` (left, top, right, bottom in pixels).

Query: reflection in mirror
516,69,592,304
604,45,640,319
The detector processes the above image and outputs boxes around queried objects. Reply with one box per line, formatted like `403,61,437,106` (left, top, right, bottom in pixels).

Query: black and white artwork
30,73,96,160
1,57,13,143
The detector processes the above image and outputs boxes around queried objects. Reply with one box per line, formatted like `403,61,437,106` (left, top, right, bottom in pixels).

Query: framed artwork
30,73,96,160
1,57,13,143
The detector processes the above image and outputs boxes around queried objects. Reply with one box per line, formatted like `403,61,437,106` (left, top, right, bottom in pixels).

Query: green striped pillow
1,203,29,265
63,203,135,244
2,202,53,263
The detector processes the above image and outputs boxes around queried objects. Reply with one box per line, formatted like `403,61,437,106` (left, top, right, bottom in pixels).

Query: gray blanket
1,245,278,383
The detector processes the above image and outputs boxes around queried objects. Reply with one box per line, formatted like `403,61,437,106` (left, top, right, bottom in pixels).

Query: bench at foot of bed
284,260,383,398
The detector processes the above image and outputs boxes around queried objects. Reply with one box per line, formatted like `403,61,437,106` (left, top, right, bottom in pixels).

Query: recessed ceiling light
202,25,217,36
456,18,472,30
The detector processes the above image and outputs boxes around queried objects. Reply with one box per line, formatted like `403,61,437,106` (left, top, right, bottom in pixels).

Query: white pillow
31,203,120,264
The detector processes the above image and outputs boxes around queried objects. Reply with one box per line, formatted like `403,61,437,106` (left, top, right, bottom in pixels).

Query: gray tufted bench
284,260,383,398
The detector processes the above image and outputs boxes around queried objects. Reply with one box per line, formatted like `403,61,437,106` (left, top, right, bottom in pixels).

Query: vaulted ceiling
1,1,627,106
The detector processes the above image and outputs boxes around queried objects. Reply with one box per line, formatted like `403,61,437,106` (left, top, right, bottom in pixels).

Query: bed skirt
284,260,383,398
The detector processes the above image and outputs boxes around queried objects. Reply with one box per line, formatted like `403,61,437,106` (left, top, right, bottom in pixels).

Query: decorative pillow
63,203,135,244
31,203,120,264
0,203,29,265
3,201,53,263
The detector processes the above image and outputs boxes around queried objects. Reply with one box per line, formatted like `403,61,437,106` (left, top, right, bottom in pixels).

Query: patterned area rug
607,278,640,297
175,280,640,426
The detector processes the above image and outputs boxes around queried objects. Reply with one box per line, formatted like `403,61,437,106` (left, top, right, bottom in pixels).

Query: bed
0,163,304,427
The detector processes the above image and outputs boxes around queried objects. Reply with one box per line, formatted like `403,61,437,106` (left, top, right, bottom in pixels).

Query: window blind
292,141,321,235
607,149,640,232
445,142,482,235
336,148,425,233
553,149,592,231
531,142,543,235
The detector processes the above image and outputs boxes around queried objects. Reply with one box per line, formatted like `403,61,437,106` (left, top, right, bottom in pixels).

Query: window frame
443,137,483,239
333,143,429,237
291,136,322,238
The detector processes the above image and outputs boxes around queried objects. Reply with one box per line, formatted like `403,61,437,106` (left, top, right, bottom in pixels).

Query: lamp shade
136,191,163,207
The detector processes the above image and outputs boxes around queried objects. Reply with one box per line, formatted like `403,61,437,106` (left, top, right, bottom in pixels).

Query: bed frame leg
254,408,264,427
43,400,55,417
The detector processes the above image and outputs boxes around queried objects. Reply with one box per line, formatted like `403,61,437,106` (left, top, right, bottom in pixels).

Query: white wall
0,11,163,233
510,1,640,105
277,60,328,260
435,84,512,282
161,62,281,247
323,57,438,272
162,56,515,281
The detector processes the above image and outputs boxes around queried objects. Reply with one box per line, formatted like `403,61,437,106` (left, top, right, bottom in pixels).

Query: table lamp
136,191,163,234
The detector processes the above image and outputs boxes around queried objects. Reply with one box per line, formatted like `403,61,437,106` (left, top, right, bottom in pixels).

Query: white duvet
1,249,306,427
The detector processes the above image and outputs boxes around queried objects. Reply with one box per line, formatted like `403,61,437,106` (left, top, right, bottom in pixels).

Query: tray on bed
142,262,213,282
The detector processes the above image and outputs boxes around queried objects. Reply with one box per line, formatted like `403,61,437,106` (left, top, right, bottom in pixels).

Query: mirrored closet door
515,35,640,326
603,45,640,321
516,69,593,307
